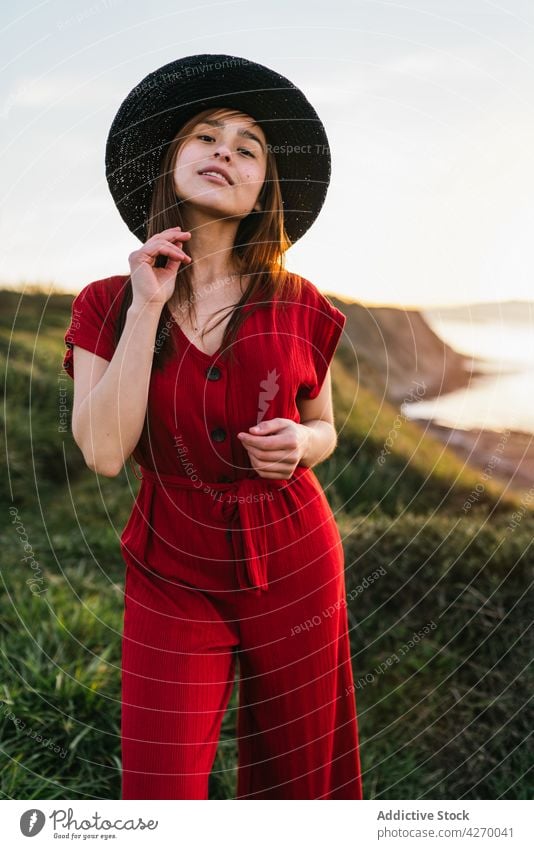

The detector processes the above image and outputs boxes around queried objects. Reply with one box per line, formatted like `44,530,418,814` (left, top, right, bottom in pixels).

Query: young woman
63,54,363,800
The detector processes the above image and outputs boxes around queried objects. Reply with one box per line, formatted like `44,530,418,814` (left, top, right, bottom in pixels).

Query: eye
196,134,256,157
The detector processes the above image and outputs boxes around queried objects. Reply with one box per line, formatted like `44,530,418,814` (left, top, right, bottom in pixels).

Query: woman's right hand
128,226,192,308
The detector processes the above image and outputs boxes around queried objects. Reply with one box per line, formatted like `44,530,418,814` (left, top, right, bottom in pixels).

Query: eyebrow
196,118,266,153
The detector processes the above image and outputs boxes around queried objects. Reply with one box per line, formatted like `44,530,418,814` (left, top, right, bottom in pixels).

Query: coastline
331,297,534,490
410,418,534,491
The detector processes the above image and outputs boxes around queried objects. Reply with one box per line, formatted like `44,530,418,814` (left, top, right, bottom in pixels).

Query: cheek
242,166,266,186
174,145,199,172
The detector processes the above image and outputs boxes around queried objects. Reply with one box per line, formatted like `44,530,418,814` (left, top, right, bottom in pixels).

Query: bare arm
72,302,164,476
296,367,338,469
297,420,337,469
71,225,192,477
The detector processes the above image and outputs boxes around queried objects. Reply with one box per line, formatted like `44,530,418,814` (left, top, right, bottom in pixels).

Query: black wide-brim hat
105,53,331,245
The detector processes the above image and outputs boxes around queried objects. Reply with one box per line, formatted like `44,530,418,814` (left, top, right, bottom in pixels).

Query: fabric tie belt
134,464,306,596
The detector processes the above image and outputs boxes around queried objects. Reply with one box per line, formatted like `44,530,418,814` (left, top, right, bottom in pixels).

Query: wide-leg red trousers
119,465,363,799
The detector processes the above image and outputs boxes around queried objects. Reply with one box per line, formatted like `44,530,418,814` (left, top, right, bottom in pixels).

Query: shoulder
70,274,130,321
286,272,347,328
63,275,129,379
73,274,129,305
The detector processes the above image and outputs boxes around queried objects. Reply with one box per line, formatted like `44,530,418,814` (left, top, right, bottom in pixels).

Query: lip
197,166,234,186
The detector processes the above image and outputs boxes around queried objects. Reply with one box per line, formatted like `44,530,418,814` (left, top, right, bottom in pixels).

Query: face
172,109,268,221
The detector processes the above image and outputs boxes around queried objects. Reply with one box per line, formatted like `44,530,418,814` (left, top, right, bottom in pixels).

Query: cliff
328,295,483,405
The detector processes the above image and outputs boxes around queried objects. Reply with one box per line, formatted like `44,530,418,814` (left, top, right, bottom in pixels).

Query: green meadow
1,288,531,799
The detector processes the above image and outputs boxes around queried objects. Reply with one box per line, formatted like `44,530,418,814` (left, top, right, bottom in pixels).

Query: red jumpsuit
63,272,363,800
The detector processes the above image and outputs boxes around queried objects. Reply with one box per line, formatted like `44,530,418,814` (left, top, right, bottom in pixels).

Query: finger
151,245,191,263
146,239,190,258
249,419,280,434
240,443,293,460
144,231,191,249
158,239,192,262
245,441,297,464
237,433,292,450
168,232,192,243
252,450,298,464
151,238,189,253
256,466,292,479
152,226,192,239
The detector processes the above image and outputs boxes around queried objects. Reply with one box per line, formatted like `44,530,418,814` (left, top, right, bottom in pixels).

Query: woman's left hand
237,418,310,479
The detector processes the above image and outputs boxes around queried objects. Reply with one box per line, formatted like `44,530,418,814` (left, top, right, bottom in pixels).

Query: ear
254,202,262,211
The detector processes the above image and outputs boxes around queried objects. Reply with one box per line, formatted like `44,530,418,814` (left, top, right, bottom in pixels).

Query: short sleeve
299,282,347,400
62,277,124,380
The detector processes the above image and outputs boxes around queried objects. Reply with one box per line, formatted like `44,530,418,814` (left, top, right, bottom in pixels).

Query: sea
402,316,534,434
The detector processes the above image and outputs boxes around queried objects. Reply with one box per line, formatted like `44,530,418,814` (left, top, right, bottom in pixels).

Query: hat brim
105,54,331,245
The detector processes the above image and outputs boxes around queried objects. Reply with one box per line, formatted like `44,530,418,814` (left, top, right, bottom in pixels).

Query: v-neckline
172,317,227,361
169,280,267,361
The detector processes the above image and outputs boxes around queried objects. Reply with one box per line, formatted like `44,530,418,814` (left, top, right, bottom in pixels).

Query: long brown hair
113,105,301,369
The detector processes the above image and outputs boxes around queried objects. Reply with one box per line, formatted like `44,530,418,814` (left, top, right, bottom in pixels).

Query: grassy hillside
0,287,531,800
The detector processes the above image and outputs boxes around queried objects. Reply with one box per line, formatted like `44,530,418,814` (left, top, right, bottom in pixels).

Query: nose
213,143,231,161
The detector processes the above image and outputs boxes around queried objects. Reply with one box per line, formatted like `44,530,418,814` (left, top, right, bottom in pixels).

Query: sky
1,0,533,307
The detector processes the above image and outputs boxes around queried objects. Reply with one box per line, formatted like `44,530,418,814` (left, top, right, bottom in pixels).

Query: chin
183,197,250,220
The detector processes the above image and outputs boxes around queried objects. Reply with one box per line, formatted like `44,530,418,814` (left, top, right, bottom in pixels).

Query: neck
179,205,242,295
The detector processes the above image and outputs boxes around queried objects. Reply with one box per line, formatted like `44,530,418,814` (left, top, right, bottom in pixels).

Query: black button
218,474,232,482
206,365,221,381
211,427,227,442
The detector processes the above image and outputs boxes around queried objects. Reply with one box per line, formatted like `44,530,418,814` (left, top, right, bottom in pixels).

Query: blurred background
1,0,532,801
